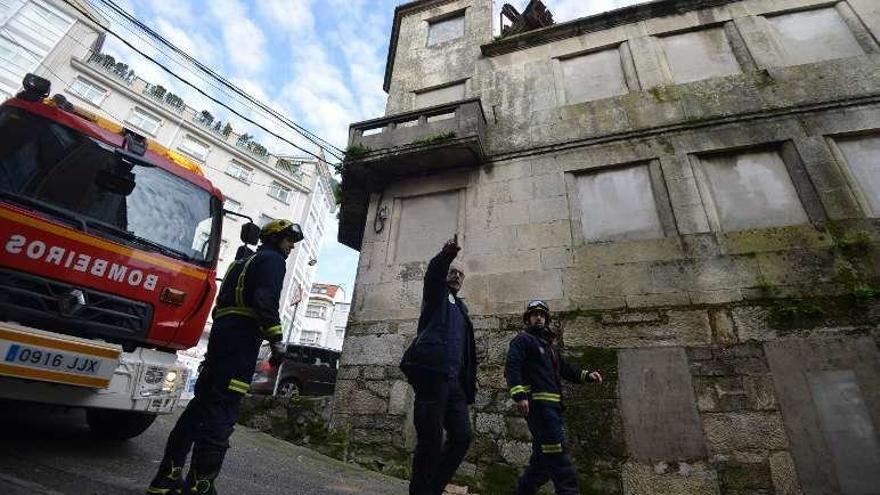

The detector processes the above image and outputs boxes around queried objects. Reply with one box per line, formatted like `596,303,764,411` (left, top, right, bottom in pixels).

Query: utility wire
6,3,312,166
57,0,344,169
6,35,310,190
93,0,346,158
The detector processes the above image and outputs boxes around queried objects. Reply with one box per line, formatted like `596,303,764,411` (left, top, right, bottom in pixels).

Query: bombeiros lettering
4,233,161,291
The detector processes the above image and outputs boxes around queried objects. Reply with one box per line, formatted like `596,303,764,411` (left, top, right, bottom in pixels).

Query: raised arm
422,235,460,308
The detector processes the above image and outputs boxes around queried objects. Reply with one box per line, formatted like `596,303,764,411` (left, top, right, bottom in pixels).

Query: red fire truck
0,74,256,439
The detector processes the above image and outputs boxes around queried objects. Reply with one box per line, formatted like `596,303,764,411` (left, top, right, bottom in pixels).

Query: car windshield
0,106,220,266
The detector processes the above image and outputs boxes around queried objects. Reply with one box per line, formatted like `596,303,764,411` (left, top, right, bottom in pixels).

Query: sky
99,0,644,300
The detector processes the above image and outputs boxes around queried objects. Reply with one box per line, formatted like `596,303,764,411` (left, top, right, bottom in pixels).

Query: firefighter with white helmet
148,219,303,495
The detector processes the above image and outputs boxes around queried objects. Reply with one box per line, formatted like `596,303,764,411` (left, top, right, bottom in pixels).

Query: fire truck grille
0,268,152,344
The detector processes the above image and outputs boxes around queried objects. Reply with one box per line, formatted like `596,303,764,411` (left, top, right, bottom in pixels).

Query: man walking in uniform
147,219,303,495
400,235,477,495
506,300,603,495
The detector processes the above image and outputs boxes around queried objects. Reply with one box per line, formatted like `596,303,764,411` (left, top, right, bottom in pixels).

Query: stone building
333,0,880,493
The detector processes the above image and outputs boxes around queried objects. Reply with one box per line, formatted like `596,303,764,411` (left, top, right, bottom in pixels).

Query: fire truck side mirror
240,222,260,245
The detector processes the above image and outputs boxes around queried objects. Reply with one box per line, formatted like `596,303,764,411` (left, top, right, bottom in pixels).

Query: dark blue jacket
212,243,286,343
400,249,477,404
506,327,590,404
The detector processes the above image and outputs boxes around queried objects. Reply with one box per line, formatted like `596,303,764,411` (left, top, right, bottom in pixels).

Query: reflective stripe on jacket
212,244,286,343
505,328,591,403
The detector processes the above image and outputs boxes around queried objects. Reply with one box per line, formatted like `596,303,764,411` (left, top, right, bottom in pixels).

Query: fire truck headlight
162,369,182,392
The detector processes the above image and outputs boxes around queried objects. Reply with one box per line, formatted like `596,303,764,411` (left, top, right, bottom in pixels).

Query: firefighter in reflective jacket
506,300,603,495
148,219,304,495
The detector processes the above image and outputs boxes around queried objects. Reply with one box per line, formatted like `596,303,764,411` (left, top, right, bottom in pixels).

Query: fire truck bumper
0,325,187,414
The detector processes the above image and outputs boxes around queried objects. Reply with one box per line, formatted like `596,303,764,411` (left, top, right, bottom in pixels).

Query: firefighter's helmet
260,219,304,243
523,299,551,325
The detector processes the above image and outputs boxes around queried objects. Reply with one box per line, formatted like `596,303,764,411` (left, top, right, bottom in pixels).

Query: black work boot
184,470,218,495
146,459,184,495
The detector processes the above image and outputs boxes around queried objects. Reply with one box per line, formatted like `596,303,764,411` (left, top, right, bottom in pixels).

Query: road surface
0,400,408,495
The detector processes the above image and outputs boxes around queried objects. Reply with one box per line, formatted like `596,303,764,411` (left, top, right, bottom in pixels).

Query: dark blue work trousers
517,401,579,495
409,370,473,495
154,317,262,493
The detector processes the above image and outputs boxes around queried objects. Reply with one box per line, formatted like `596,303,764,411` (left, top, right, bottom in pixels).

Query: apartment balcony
338,98,487,250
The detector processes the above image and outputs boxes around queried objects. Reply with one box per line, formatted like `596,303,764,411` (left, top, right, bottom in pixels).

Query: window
694,149,809,231
768,8,864,66
561,48,628,104
573,165,664,242
125,108,161,135
660,28,741,84
310,286,321,294
258,214,276,227
832,134,880,216
306,304,326,319
226,161,254,184
299,330,321,344
414,82,465,109
395,190,460,262
223,197,242,213
427,12,464,46
68,77,107,106
178,135,210,162
268,181,292,203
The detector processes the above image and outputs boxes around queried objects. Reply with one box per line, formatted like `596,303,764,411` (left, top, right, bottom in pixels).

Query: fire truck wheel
86,409,158,441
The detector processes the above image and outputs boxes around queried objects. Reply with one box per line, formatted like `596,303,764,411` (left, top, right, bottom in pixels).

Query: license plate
0,325,120,388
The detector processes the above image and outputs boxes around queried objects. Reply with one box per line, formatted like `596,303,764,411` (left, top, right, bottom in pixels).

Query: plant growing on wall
345,143,372,158
411,131,457,146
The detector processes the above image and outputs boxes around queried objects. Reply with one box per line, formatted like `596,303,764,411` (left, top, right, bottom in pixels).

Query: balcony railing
346,97,487,176
339,98,487,250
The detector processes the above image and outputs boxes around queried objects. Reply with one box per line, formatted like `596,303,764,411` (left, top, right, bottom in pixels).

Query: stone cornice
481,0,737,57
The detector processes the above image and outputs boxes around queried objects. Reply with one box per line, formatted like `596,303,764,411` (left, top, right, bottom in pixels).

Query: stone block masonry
334,0,880,493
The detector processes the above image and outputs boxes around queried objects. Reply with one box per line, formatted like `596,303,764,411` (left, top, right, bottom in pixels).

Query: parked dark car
250,343,340,397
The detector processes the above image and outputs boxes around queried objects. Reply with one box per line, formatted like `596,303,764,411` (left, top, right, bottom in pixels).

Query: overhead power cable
57,0,343,168
6,35,310,190
94,0,346,159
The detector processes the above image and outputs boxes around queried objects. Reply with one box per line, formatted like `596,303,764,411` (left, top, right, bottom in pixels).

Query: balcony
346,98,487,176
338,98,488,250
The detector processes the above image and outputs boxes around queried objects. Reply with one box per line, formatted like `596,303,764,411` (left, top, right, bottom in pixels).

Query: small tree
222,123,233,137
237,133,252,146
101,54,116,69
113,62,128,77
151,84,167,99
199,110,214,125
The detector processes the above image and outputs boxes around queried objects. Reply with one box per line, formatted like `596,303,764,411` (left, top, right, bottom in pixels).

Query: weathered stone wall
334,0,880,493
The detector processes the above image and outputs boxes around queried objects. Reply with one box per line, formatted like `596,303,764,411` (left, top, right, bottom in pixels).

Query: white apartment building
0,0,104,100
300,284,349,351
3,0,337,356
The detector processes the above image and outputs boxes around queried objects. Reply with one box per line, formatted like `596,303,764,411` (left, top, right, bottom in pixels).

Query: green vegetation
411,131,457,146
345,143,373,158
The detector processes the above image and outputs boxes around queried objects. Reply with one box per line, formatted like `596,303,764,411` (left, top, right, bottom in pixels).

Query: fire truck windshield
0,106,220,266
